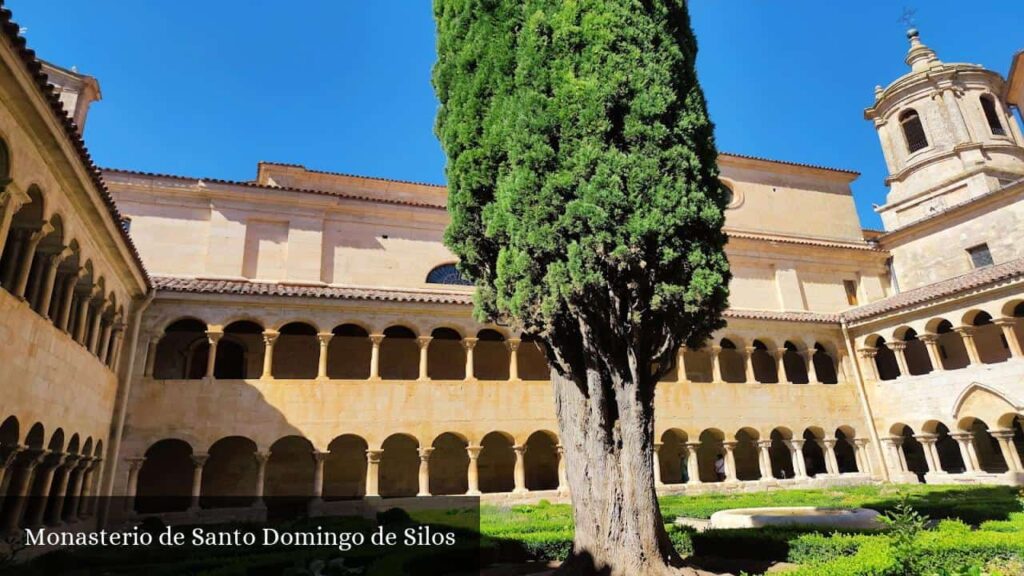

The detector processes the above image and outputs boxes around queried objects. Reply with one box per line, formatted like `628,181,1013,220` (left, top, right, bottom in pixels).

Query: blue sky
9,1,1024,229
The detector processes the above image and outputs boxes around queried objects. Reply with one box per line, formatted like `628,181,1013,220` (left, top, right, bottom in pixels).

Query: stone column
802,349,820,384
742,346,757,383
915,435,941,474
37,249,70,320
108,327,125,370
74,295,92,344
462,337,478,381
853,439,872,475
368,334,384,381
416,447,433,497
0,189,26,271
25,257,45,309
722,441,738,482
835,349,850,382
466,446,482,496
821,439,839,475
205,331,222,379
918,334,945,372
0,444,23,493
685,442,702,484
994,319,1023,359
0,449,46,532
676,346,689,384
261,330,278,379
954,326,981,365
0,229,24,288
709,345,723,383
950,433,979,473
124,457,146,513
56,272,80,332
312,450,328,500
316,333,333,380
990,430,1023,472
506,338,521,381
788,440,807,479
189,453,209,512
253,452,269,508
857,348,879,381
365,449,382,497
882,438,906,474
13,222,53,299
78,458,102,519
757,440,773,480
416,336,432,381
512,444,527,494
45,454,79,525
25,452,65,528
144,332,161,377
886,341,909,377
652,443,664,487
556,444,569,493
61,458,88,523
774,348,789,383
97,321,114,364
88,305,106,355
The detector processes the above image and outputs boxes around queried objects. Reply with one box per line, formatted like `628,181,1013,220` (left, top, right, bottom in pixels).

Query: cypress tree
434,1,729,573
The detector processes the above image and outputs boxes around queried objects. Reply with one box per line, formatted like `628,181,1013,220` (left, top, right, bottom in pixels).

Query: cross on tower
898,7,917,29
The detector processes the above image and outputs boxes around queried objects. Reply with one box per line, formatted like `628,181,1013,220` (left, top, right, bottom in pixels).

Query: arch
768,428,795,479
899,328,933,376
899,108,928,153
324,434,367,501
0,416,19,446
24,422,45,449
475,329,509,380
136,439,193,513
524,431,559,491
380,326,418,381
154,318,209,379
430,432,469,495
201,436,258,509
969,311,1011,365
328,324,371,379
379,433,419,498
951,383,1023,423
959,418,1008,473
0,136,9,179
718,338,745,383
66,433,81,456
750,340,778,383
478,431,515,493
866,335,900,381
518,334,550,381
801,429,827,477
216,321,264,379
833,427,858,474
428,327,465,380
425,263,472,286
979,94,1006,136
265,436,315,518
658,429,689,484
929,422,966,474
932,319,970,370
812,343,838,384
273,322,318,379
780,341,809,384
893,424,928,482
46,428,65,453
734,427,761,481
697,428,726,483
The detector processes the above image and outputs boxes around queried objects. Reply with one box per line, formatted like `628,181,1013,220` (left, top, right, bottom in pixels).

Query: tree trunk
552,368,709,576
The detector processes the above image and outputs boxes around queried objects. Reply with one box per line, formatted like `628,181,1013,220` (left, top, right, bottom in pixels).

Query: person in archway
714,454,726,482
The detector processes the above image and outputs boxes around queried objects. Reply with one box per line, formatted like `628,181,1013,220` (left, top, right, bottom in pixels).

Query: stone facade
0,6,1022,536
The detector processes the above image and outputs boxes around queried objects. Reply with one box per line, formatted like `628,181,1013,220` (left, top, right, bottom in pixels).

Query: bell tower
865,29,1024,232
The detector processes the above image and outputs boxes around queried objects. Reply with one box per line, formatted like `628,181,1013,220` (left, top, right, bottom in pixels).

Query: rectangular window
967,244,994,269
843,280,859,306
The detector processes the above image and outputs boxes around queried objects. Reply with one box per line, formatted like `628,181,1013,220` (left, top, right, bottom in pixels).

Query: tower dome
864,30,1024,231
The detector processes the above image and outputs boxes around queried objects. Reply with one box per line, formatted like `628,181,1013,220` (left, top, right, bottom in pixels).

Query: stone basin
707,507,882,530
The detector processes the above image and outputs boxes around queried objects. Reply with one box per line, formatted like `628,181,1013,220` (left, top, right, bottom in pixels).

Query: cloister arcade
0,415,105,534
883,414,1024,482
124,422,877,519
857,303,1024,381
0,174,128,372
145,317,850,386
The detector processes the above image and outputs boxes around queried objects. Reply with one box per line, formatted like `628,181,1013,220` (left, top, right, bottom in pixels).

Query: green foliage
433,0,730,377
879,494,929,574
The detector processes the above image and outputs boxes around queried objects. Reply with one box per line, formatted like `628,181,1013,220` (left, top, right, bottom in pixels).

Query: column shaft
365,450,382,497
466,446,482,496
512,445,527,494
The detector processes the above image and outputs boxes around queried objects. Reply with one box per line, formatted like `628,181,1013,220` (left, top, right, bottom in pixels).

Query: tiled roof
0,4,150,288
726,230,881,252
843,257,1024,322
257,161,446,190
101,168,448,210
719,152,860,177
153,276,474,305
153,276,840,323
